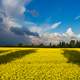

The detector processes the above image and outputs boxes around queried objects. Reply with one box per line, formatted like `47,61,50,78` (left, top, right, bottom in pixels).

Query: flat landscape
0,48,80,80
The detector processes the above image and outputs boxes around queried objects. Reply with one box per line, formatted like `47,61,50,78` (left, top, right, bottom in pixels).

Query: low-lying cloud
10,27,39,37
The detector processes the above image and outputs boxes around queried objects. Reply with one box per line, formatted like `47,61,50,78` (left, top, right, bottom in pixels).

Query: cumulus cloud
0,0,40,45
39,32,63,45
31,27,80,45
2,0,38,18
63,28,76,37
2,0,26,16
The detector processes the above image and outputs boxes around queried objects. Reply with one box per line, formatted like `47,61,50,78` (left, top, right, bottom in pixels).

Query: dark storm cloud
0,10,39,45
0,31,32,45
0,11,32,45
0,0,2,8
0,17,3,23
10,27,39,37
10,27,24,35
0,13,5,31
0,0,40,45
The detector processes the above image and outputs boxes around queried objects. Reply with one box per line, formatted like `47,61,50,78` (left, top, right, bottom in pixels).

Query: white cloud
62,27,77,42
78,34,80,38
31,27,80,45
2,0,32,17
29,23,79,45
43,22,62,32
29,21,62,33
77,34,80,40
40,32,63,45
28,21,62,39
0,0,32,30
29,26,42,34
4,17,22,30
30,36,43,45
51,22,62,29
64,27,76,37
3,0,18,8
75,16,80,20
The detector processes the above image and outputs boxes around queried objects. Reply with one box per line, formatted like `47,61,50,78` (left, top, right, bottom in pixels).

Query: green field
0,48,80,80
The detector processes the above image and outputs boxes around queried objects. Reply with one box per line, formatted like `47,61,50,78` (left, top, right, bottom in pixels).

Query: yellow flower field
0,47,80,80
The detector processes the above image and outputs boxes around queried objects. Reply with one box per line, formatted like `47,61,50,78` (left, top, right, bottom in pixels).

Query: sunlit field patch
0,48,80,80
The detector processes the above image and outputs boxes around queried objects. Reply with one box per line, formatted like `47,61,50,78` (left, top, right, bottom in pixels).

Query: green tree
69,40,75,48
17,43,23,47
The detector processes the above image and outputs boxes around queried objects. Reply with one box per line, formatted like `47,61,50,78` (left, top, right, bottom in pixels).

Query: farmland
0,48,80,80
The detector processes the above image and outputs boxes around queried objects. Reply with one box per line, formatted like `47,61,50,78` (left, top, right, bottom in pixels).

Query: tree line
0,40,80,48
18,40,80,48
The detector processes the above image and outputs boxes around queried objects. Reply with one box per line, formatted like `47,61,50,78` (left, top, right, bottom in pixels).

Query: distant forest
0,40,80,48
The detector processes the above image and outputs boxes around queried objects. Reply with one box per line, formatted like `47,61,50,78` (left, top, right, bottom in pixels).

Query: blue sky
24,0,80,33
0,0,80,45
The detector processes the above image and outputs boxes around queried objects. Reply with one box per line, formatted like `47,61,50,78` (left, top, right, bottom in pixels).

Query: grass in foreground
0,48,80,80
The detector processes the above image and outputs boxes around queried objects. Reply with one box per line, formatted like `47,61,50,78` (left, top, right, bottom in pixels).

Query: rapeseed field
0,48,80,80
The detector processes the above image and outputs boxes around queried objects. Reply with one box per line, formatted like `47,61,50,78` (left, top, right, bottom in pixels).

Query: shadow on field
0,50,36,64
62,50,80,65
0,50,10,54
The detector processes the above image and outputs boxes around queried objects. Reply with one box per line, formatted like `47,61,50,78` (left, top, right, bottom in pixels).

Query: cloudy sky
0,0,80,45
